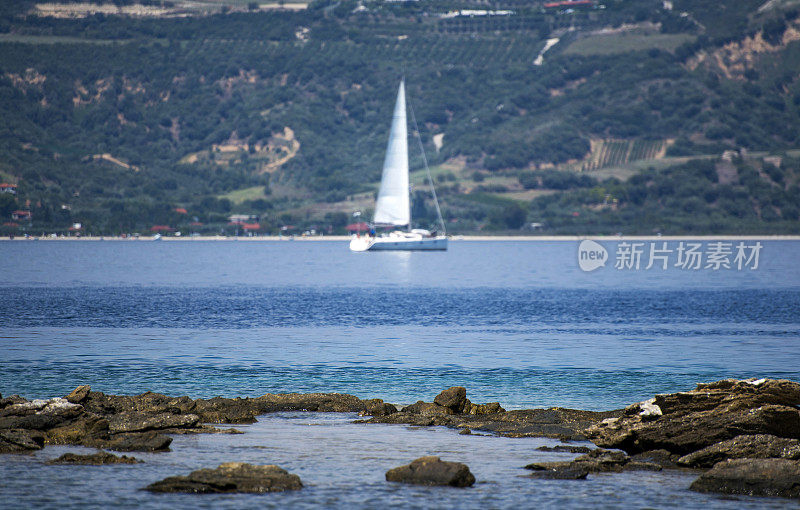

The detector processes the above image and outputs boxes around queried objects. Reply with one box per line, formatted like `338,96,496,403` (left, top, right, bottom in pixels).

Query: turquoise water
1,240,799,508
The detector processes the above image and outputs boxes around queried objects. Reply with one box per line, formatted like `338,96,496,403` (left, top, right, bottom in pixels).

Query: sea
1,239,799,509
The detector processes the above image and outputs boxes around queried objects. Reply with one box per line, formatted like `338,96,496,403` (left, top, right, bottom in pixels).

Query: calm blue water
1,239,799,509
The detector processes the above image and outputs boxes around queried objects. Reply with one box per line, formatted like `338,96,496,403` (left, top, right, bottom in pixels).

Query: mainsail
373,80,410,226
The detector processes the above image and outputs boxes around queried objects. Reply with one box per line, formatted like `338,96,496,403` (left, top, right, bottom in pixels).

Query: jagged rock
191,397,259,424
459,428,471,435
630,449,682,469
65,385,91,404
690,458,800,499
678,434,800,468
385,456,475,487
525,448,661,476
0,429,45,453
47,451,141,465
402,401,454,416
107,412,199,434
255,393,366,413
145,462,303,493
46,412,109,445
434,387,468,413
586,378,800,455
82,391,196,417
360,399,398,417
466,402,505,415
536,445,594,454
0,395,27,409
102,431,172,452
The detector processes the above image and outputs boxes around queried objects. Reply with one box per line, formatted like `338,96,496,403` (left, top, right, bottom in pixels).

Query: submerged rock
145,462,303,493
525,448,661,478
690,458,800,499
677,434,800,468
536,445,593,454
385,456,475,487
101,431,172,452
47,450,141,465
585,378,800,455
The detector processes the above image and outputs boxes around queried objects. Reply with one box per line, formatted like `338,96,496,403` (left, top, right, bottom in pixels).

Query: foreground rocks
583,378,800,500
690,458,800,499
0,387,375,454
47,451,141,465
385,456,475,487
677,434,800,468
145,462,303,493
585,378,800,456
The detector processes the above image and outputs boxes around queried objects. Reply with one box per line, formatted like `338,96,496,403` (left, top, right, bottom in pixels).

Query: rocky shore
2,378,800,499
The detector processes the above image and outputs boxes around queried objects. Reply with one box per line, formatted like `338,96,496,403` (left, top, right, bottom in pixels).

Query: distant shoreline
2,235,799,242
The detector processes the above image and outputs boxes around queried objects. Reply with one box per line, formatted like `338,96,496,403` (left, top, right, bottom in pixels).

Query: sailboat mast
407,90,446,235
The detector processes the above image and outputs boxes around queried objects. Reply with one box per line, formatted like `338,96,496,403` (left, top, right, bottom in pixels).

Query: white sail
373,80,410,226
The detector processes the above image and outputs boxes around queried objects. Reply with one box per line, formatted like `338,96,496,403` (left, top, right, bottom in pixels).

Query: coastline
4,379,800,501
2,234,800,242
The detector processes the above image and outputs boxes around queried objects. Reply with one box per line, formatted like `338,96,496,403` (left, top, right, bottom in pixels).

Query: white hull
350,233,447,251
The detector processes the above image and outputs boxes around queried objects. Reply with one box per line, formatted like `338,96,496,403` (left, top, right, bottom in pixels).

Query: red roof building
174,207,188,214
242,223,261,231
11,210,31,221
0,183,17,194
150,225,174,232
544,0,593,8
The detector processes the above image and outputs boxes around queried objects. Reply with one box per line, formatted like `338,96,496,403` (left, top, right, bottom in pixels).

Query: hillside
0,0,798,235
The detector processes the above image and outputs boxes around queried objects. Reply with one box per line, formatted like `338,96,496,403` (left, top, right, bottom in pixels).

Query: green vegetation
0,0,799,235
563,33,696,56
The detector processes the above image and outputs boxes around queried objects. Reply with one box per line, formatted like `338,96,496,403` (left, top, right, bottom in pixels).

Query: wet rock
434,387,468,413
525,448,661,475
586,378,800,455
678,434,800,468
630,449,682,469
402,401,454,416
365,406,619,441
65,385,91,404
46,412,109,445
385,456,475,487
107,412,199,434
82,391,196,417
536,445,593,454
0,395,28,410
191,397,259,424
47,450,141,465
255,392,366,413
0,429,46,453
690,458,800,499
361,399,398,417
102,431,172,452
145,462,303,493
466,402,505,415
459,428,472,435
527,467,589,480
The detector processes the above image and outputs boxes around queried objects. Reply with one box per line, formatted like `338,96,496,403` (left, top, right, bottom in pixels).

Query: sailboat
349,80,448,252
